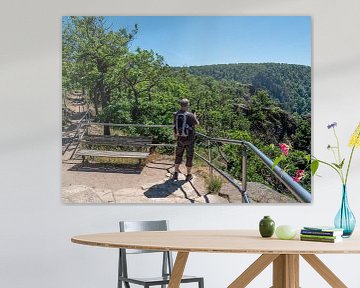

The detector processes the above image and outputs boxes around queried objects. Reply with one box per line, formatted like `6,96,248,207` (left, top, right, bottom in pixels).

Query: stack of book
300,226,344,243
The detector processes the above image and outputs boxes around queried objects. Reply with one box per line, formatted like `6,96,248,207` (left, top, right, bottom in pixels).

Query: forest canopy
182,63,311,115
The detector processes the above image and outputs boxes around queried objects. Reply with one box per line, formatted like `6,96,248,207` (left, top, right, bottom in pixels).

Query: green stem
330,147,338,164
316,159,345,184
333,128,342,163
332,128,346,182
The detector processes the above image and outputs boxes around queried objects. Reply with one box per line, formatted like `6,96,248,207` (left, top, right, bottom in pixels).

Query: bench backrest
81,135,153,147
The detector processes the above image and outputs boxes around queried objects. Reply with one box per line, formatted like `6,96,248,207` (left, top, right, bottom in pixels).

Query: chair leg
118,250,122,288
199,278,204,288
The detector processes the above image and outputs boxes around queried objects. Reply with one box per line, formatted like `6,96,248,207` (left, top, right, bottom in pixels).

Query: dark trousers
175,136,195,167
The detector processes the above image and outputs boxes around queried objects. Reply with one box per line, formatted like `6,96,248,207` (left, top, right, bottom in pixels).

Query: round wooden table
72,230,360,288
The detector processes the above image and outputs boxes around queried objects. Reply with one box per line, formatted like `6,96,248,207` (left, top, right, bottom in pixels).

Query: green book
303,226,344,233
300,234,339,240
300,236,342,243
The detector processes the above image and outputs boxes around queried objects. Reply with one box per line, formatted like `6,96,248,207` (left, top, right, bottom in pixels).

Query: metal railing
78,122,312,203
62,90,91,156
63,110,91,157
86,122,173,128
195,132,312,203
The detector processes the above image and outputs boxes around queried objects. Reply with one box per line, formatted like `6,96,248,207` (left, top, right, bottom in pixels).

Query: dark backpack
174,111,191,137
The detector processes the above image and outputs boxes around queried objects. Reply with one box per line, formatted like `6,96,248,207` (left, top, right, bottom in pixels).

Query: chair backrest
118,220,174,282
119,220,169,254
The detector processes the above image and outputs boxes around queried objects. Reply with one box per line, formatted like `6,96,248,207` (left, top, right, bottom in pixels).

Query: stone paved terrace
62,155,297,204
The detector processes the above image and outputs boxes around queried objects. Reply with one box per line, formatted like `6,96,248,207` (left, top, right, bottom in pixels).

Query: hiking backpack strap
181,112,188,136
175,111,189,137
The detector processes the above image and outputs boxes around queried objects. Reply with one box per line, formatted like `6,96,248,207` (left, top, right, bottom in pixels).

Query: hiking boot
172,172,179,180
185,174,193,181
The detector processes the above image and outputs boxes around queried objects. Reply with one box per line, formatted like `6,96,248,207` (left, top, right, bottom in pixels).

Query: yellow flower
349,122,360,147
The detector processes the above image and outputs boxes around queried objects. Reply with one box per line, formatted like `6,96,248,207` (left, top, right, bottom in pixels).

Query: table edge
71,236,360,255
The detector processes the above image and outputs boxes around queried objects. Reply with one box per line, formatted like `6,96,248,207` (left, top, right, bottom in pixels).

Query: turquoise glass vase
334,185,356,237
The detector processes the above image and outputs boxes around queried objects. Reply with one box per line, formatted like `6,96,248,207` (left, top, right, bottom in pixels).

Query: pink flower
293,170,305,183
279,143,290,156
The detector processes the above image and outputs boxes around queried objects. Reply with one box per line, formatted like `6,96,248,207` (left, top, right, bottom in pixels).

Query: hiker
173,98,199,181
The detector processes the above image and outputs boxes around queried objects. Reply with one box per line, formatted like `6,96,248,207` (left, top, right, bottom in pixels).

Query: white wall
1,0,360,287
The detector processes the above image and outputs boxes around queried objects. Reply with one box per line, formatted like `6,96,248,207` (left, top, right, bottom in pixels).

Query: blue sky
107,16,311,66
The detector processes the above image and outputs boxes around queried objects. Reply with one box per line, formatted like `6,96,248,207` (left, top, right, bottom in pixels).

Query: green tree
107,48,169,122
62,16,137,134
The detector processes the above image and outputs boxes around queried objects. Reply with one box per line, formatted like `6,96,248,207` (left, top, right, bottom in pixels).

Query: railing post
208,139,213,177
241,146,250,203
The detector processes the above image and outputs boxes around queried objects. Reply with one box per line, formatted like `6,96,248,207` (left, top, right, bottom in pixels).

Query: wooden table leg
288,255,299,288
228,254,279,288
272,254,299,288
301,254,347,288
168,252,189,288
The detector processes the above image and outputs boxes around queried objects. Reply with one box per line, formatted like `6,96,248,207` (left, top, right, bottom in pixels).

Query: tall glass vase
334,185,356,237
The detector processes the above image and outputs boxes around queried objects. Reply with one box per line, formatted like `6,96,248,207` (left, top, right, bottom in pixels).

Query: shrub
206,175,223,194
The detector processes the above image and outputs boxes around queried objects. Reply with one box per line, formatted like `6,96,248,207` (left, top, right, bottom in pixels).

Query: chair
118,220,204,288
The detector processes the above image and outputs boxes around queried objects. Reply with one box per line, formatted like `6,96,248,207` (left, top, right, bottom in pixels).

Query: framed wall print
62,16,311,204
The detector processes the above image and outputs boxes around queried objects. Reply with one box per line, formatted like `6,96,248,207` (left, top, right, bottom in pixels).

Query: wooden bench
76,135,153,164
76,149,149,160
